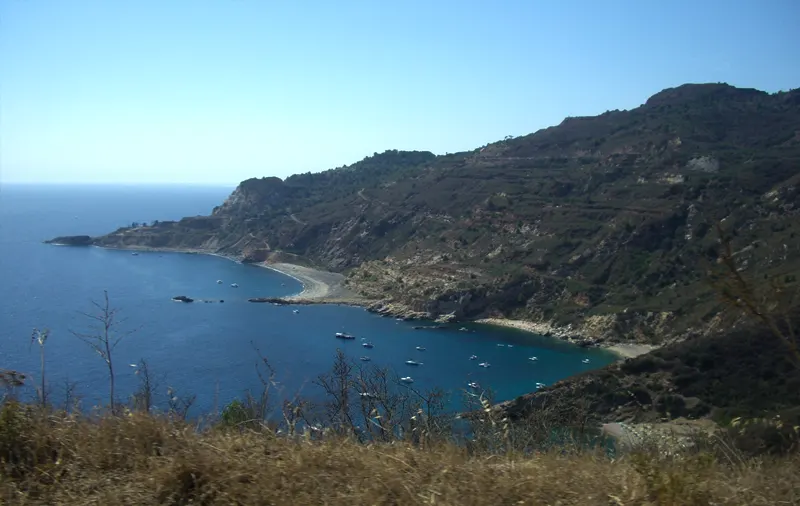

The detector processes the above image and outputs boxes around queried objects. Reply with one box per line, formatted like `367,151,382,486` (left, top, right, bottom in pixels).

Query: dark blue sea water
0,184,616,415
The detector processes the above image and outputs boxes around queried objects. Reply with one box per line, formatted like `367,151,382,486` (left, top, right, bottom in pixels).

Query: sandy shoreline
90,245,366,304
260,262,365,303
474,317,656,359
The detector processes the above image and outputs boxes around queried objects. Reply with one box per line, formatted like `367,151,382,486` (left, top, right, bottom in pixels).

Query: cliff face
72,83,800,344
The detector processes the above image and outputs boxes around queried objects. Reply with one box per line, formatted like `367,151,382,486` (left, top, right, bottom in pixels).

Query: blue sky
1,1,798,185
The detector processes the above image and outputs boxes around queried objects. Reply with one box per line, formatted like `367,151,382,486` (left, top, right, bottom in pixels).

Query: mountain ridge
49,83,800,349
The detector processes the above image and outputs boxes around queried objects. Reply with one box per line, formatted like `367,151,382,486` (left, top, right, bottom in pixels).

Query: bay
0,184,616,415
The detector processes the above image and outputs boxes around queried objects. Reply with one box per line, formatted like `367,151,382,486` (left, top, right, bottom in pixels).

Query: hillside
57,83,800,346
494,311,800,435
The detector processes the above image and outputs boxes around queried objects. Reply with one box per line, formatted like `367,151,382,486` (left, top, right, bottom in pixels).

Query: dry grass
2,403,799,505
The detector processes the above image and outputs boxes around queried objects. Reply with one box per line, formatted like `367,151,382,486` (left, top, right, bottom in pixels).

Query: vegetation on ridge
75,83,800,345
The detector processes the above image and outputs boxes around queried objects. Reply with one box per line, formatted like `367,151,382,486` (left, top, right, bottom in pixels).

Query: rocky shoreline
358,302,657,359
473,318,658,358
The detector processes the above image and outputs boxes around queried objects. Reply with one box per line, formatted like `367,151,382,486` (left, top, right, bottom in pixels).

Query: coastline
258,262,366,304
89,244,368,304
474,317,657,359
58,244,655,359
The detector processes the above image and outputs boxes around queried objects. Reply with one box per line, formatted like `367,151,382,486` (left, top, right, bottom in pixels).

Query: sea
0,184,616,416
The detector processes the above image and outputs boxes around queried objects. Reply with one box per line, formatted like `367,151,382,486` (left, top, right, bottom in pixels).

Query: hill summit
70,83,799,344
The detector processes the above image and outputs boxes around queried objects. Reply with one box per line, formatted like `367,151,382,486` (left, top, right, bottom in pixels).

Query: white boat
415,346,426,351
496,344,504,347
528,356,538,361
131,252,139,256
216,280,223,284
459,327,469,332
231,283,239,288
362,342,374,349
400,376,414,384
507,345,514,348
405,360,422,366
129,364,138,368
535,382,546,388
335,332,356,340
468,382,480,389
293,309,300,314
360,356,371,362
469,355,478,360
359,392,376,398
582,359,590,364
478,362,491,368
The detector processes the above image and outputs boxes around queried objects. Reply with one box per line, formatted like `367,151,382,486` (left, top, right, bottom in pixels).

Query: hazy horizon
2,0,799,185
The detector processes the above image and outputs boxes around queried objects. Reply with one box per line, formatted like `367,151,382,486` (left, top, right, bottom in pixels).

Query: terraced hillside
70,83,800,344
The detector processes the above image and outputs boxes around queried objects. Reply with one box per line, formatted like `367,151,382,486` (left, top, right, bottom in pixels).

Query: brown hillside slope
63,83,800,345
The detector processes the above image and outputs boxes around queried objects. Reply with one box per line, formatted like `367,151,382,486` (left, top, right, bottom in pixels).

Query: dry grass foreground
1,404,799,505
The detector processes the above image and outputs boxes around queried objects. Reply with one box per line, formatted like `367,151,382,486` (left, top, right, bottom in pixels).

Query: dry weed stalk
70,291,136,413
29,328,50,408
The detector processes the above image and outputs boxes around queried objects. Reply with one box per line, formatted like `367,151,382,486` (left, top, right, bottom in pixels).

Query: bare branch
70,291,133,413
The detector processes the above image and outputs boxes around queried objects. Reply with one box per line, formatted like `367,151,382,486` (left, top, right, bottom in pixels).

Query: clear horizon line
1,181,240,187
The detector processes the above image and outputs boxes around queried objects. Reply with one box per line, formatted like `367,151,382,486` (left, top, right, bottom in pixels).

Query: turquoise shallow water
0,184,616,414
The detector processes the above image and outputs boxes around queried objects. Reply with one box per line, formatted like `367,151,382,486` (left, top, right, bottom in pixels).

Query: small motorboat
131,252,139,256
415,346,426,351
535,382,546,389
459,327,469,332
293,309,300,314
129,364,138,368
216,280,223,284
507,344,514,348
467,382,480,389
335,332,356,340
496,344,505,347
478,362,491,368
528,356,538,361
405,360,422,366
400,376,414,384
230,283,239,288
582,359,590,364
469,355,478,360
359,392,377,398
360,356,371,362
362,342,374,349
